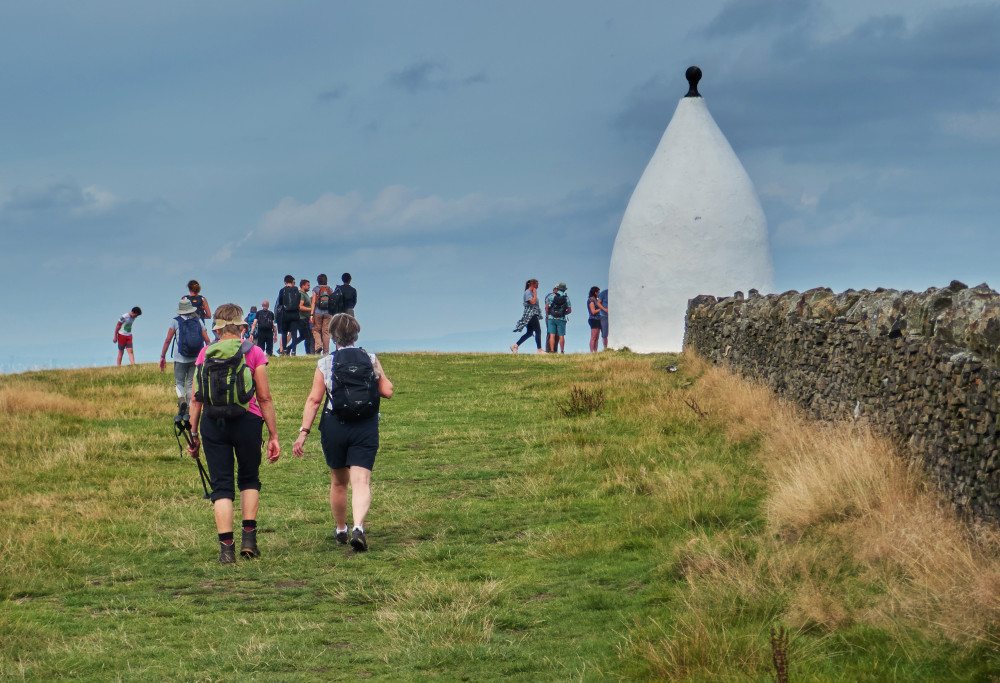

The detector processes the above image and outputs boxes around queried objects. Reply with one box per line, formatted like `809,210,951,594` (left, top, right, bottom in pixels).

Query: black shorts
201,413,263,501
319,411,379,472
588,319,602,330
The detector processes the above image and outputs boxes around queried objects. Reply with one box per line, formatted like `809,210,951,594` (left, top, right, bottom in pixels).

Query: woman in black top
185,280,212,320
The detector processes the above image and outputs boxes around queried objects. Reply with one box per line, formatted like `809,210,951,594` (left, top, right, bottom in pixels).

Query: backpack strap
169,315,185,358
322,349,337,413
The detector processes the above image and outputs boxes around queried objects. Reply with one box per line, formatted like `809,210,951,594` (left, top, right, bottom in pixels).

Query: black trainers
219,542,236,565
350,528,367,552
240,529,260,558
335,528,349,545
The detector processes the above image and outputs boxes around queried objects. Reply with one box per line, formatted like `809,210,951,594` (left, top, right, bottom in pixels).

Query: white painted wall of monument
608,93,775,353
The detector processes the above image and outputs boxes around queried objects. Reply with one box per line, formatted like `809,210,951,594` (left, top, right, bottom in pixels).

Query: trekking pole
173,414,212,501
195,456,212,500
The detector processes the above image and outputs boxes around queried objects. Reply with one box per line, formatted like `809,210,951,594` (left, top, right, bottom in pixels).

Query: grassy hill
2,351,999,680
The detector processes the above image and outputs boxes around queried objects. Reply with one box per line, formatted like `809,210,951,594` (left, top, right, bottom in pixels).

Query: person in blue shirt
159,298,211,410
599,288,609,350
544,283,572,354
587,286,607,353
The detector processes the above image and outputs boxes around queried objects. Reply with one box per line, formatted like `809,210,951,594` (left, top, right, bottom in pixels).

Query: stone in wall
684,281,1000,523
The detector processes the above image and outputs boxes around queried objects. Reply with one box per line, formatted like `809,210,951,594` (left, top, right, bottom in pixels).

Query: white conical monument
608,66,774,352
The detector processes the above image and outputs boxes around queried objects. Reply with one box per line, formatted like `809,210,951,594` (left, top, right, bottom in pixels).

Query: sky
2,0,999,371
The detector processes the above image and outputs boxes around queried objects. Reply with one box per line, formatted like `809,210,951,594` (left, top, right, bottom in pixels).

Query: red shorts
117,334,133,349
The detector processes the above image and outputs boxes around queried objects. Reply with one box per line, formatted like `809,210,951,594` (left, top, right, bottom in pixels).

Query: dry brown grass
0,388,91,417
686,351,1000,642
623,611,769,682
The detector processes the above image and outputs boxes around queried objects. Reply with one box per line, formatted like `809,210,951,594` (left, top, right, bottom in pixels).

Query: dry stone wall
684,281,1000,523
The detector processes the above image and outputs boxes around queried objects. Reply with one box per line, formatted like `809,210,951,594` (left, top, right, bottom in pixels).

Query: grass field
2,351,1000,681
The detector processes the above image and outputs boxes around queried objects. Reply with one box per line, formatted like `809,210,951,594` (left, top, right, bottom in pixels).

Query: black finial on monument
685,66,702,98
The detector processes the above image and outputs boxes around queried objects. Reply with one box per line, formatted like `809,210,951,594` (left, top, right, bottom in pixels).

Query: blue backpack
175,316,206,358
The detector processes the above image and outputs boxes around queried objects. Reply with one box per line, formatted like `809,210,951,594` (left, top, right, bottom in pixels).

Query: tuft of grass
556,385,605,417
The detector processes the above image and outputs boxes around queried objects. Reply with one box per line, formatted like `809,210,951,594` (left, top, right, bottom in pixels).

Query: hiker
250,301,276,356
186,303,280,564
113,306,142,366
184,280,212,321
543,285,559,349
292,313,393,552
587,286,607,353
159,298,211,410
245,306,258,341
599,287,609,350
510,279,543,354
277,275,301,356
298,279,314,355
545,283,572,354
334,273,357,317
312,274,335,355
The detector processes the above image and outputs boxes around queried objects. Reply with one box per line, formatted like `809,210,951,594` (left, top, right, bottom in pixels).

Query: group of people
158,291,391,563
511,281,608,354
245,273,358,357
112,277,380,563
116,280,212,368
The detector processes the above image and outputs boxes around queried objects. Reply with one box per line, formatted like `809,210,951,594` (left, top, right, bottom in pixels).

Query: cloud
210,230,256,265
2,181,119,214
387,60,487,93
615,3,1000,159
612,74,676,144
0,179,172,226
317,85,349,103
702,0,820,37
252,183,629,260
942,108,1000,143
257,185,520,244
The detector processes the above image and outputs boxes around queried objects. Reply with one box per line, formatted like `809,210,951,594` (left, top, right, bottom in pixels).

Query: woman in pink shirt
186,303,281,564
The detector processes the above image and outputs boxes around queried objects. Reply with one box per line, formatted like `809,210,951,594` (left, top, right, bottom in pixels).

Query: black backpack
255,309,274,330
326,347,379,422
331,285,346,314
175,316,205,358
280,286,300,321
194,339,256,420
187,295,208,319
549,293,568,318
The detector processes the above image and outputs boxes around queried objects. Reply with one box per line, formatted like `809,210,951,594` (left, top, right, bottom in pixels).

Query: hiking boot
240,529,260,558
219,542,236,565
350,528,368,552
335,528,349,545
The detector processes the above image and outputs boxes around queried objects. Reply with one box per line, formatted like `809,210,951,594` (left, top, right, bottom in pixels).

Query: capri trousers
201,412,264,502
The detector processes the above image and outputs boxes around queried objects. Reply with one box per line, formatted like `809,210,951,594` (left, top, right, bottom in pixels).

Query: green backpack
195,339,256,419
